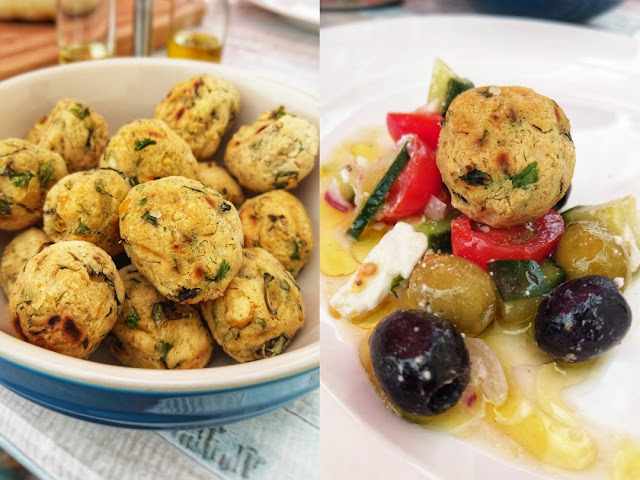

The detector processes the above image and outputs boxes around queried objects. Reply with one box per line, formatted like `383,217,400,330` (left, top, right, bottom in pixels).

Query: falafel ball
154,74,240,160
119,176,243,304
436,86,575,228
43,168,131,256
224,106,318,192
0,228,52,297
197,162,246,208
9,240,124,358
0,138,68,231
238,190,313,277
99,119,198,184
201,247,305,363
25,115,48,144
37,98,109,173
106,265,213,369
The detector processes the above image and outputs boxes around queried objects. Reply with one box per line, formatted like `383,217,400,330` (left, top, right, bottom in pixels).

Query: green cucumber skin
413,221,452,253
443,78,474,114
428,231,452,254
347,143,410,240
488,259,551,302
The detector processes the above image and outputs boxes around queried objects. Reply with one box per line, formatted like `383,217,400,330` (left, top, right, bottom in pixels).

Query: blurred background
321,0,640,35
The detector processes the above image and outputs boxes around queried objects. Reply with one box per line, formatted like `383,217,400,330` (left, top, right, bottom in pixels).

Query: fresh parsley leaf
511,162,539,189
10,172,34,188
124,308,141,329
290,239,302,261
212,260,230,282
135,138,157,151
138,197,147,206
69,105,90,120
274,170,298,189
389,274,404,298
275,106,287,118
279,279,291,292
95,180,111,196
0,199,10,215
460,168,491,186
141,210,158,226
38,161,55,185
155,340,173,362
74,220,91,235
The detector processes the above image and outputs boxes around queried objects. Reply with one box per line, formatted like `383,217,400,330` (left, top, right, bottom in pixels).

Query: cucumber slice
488,259,551,302
412,212,460,253
427,58,474,115
562,195,640,271
346,143,410,240
539,258,565,289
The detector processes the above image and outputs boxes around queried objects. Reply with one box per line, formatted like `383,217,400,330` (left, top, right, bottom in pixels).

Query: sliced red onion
464,337,508,406
324,179,352,212
424,194,447,221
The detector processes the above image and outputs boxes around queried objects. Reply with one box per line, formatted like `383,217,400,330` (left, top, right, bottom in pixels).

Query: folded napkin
159,393,319,480
0,385,318,480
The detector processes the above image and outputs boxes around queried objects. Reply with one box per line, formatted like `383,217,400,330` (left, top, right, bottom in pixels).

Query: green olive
553,221,631,290
405,254,497,336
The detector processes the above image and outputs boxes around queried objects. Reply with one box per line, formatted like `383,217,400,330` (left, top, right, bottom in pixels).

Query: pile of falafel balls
0,73,319,368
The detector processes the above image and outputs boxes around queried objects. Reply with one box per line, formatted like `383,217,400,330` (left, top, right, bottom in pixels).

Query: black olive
553,184,571,211
369,310,470,416
534,275,631,362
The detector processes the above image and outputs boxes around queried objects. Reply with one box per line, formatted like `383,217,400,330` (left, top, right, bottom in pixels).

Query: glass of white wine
56,0,116,63
168,0,229,63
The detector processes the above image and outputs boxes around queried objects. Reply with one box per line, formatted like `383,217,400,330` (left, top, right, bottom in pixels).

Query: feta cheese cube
329,222,428,319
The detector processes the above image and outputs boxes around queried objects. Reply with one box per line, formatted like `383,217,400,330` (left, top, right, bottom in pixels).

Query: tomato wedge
386,111,443,151
451,210,565,270
379,135,443,223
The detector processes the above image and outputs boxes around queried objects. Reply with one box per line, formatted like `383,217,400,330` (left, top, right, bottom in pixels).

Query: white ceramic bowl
0,58,319,429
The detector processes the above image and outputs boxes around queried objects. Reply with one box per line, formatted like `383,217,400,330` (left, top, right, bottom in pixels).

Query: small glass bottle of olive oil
168,0,229,63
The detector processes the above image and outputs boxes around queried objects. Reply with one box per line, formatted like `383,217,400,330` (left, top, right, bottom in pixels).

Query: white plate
320,15,640,480
246,0,319,30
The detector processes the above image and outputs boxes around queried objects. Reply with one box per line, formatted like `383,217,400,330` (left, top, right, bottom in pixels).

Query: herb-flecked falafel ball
238,190,313,277
0,138,68,231
9,241,124,359
436,86,575,227
43,168,131,256
99,119,198,184
154,74,240,160
224,106,318,192
201,247,305,363
0,228,52,297
36,98,109,173
119,176,243,304
106,265,214,369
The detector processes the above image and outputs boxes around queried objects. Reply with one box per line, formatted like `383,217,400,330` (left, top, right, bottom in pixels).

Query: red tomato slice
386,112,443,151
451,210,565,270
379,135,443,222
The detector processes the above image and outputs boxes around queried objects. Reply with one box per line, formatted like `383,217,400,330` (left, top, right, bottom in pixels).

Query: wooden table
0,0,204,80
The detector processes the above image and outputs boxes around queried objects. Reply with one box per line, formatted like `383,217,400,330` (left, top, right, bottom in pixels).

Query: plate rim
320,14,640,480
